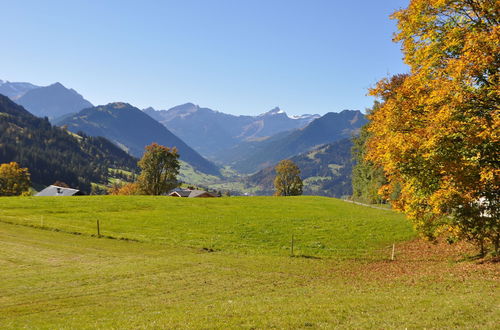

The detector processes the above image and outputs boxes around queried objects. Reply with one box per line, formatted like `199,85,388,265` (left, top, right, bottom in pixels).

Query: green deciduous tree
0,162,31,196
274,159,303,196
137,143,180,195
351,102,388,204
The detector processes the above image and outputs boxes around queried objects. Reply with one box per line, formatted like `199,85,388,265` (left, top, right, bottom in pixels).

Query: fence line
0,214,400,260
341,199,393,211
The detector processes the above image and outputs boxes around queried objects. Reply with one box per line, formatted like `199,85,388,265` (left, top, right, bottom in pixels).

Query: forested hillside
0,94,137,193
60,102,220,176
247,138,353,197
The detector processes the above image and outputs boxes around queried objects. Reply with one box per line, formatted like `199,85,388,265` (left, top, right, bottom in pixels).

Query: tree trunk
494,233,499,256
479,237,485,257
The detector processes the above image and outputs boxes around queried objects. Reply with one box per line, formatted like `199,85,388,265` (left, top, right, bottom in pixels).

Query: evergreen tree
351,102,388,204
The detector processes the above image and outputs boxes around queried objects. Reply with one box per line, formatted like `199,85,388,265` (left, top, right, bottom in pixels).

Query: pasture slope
0,196,498,328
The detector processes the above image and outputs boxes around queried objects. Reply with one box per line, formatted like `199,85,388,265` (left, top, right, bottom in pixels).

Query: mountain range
58,102,220,175
216,110,367,173
144,105,364,175
2,78,367,196
144,103,319,159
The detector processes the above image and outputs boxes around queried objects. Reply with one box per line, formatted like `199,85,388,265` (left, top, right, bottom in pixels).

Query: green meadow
0,196,414,258
0,196,498,328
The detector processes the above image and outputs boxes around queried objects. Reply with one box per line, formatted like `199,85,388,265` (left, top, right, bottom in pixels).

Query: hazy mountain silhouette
16,82,93,119
0,79,39,100
144,104,319,158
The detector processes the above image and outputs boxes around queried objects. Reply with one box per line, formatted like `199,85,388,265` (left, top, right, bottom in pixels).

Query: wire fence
0,213,406,262
341,199,393,211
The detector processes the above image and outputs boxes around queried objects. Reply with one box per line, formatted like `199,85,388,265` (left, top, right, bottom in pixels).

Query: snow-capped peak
260,107,286,117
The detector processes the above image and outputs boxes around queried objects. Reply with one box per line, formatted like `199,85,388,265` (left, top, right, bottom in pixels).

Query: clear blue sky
1,0,409,116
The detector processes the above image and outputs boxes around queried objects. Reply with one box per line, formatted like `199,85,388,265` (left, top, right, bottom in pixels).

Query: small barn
169,189,218,198
35,185,82,197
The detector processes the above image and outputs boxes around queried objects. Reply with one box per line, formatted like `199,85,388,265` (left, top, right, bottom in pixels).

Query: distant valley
215,110,366,173
1,78,367,197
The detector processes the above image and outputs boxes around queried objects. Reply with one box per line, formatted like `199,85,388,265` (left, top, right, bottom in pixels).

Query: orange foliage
366,0,499,251
0,162,31,196
108,182,142,195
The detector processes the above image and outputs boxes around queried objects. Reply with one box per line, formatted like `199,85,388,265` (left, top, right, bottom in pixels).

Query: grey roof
35,185,80,197
170,190,191,197
188,190,217,198
169,189,217,198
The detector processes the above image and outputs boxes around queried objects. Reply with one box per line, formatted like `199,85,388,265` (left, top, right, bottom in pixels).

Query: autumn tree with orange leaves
0,162,31,196
366,0,499,255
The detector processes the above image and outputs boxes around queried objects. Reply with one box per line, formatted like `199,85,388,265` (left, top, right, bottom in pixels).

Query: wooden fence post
391,243,395,261
97,219,100,237
291,234,295,257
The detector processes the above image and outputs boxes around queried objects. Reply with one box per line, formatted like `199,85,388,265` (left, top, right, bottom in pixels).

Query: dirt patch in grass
346,238,500,283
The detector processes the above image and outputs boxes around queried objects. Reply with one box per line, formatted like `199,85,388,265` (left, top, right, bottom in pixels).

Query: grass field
0,196,498,328
0,196,414,258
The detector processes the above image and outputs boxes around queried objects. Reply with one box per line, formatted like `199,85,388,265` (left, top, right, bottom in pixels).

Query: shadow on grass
200,247,219,253
291,254,322,259
0,219,140,243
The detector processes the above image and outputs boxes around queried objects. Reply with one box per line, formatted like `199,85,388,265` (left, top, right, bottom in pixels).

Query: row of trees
353,0,499,255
